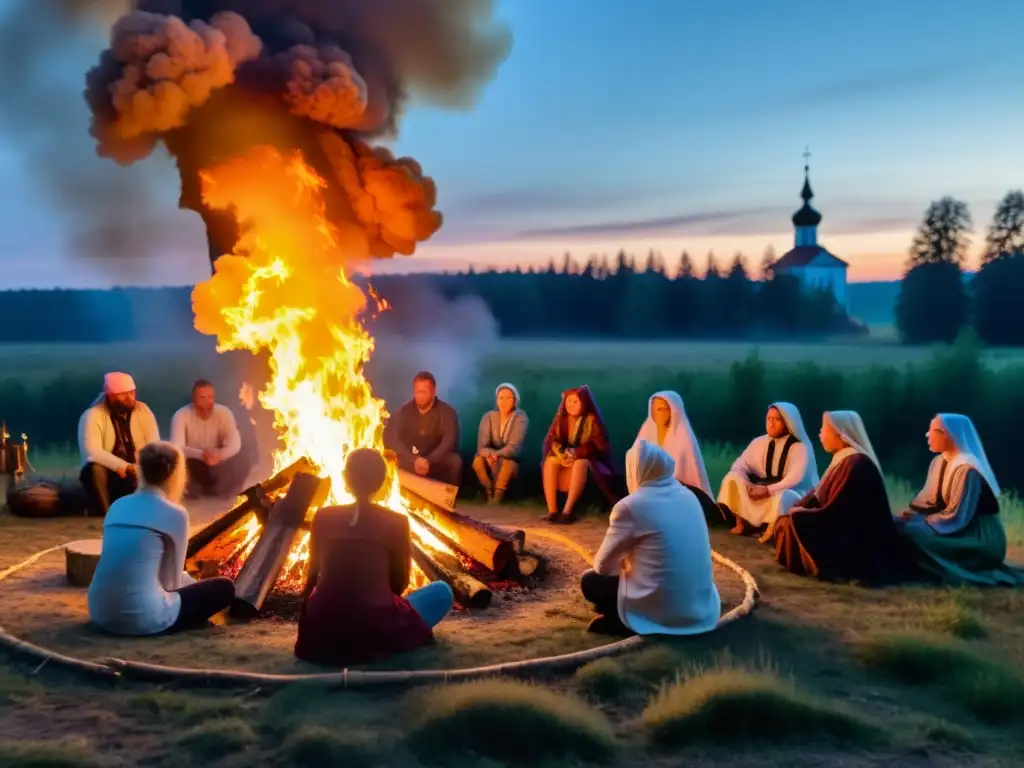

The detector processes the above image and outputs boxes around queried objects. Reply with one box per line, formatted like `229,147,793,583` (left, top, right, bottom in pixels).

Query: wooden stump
66,539,103,587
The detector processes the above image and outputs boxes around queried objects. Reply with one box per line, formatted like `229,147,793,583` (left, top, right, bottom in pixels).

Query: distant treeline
0,251,860,343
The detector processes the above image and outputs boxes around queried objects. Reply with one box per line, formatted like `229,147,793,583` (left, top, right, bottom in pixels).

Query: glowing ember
192,146,457,588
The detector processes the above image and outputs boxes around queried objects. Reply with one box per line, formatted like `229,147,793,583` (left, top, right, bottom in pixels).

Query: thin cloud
513,207,782,240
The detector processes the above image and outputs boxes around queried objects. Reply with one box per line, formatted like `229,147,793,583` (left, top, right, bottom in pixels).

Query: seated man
717,401,819,542
383,371,462,486
170,379,252,499
895,413,1023,586
582,440,720,636
78,372,160,517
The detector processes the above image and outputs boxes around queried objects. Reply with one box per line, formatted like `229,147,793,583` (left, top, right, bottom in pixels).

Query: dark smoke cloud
84,0,512,265
0,0,194,266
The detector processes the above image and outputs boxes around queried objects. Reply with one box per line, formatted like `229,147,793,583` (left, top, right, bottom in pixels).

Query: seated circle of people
581,439,721,636
472,382,529,504
633,390,721,519
294,448,455,665
541,385,617,523
771,411,910,584
170,379,253,500
894,413,1023,586
382,370,463,486
87,441,236,635
77,371,160,517
717,401,819,542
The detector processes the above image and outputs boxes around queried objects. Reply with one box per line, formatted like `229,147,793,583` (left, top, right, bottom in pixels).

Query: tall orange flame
191,146,449,584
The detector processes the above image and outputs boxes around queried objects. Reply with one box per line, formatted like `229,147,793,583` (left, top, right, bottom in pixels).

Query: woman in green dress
896,413,1022,586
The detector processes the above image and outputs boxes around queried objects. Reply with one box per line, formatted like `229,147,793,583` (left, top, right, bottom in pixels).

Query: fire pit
186,458,545,621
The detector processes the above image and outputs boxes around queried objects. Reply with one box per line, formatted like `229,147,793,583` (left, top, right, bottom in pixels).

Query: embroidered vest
751,435,797,485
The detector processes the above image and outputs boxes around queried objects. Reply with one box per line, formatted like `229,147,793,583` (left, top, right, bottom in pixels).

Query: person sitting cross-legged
170,379,253,499
294,448,455,666
581,440,720,637
87,442,235,636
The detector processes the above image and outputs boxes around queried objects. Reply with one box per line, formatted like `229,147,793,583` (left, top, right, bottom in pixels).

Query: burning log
401,477,524,576
187,456,318,559
516,553,544,579
230,472,325,620
411,543,492,610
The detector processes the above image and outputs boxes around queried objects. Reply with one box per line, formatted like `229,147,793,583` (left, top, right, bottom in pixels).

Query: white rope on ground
0,529,759,688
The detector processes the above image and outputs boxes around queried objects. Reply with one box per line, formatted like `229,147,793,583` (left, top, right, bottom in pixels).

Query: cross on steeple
802,145,811,169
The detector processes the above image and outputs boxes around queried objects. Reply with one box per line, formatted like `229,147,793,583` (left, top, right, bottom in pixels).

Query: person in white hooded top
581,440,721,636
717,402,819,542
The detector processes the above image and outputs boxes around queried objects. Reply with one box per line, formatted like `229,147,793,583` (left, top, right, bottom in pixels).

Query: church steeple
792,147,821,246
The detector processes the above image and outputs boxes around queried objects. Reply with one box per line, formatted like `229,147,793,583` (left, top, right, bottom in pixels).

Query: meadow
2,337,1024,766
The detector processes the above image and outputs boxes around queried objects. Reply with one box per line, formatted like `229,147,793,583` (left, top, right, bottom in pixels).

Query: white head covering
495,382,520,409
104,372,136,395
769,401,820,486
626,439,677,495
937,413,1000,496
826,410,881,470
635,391,712,496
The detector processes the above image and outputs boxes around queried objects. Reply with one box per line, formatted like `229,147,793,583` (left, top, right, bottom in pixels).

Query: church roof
772,245,848,271
792,163,822,227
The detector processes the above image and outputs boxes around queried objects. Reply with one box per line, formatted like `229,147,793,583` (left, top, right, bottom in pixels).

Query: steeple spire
792,146,821,244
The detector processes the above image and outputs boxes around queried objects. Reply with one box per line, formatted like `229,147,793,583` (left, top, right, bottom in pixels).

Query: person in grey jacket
472,383,529,504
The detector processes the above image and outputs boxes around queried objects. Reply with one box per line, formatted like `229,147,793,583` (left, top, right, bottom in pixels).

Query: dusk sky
1,0,1022,288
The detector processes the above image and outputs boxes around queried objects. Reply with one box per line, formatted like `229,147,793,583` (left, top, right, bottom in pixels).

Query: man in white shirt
78,371,160,517
170,379,252,499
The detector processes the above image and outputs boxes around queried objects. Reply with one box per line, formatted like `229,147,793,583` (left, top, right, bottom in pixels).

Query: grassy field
2,338,1024,766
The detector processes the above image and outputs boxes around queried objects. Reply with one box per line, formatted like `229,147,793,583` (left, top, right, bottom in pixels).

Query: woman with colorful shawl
472,383,529,505
541,385,617,523
773,411,909,584
895,414,1023,586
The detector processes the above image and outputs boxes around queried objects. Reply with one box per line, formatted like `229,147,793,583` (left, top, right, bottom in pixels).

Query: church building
770,156,849,313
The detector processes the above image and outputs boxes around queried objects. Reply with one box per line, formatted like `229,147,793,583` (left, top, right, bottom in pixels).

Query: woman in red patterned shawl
541,385,618,523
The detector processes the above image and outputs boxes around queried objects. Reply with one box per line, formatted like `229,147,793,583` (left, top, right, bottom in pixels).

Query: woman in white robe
633,391,712,496
717,401,819,542
581,440,721,636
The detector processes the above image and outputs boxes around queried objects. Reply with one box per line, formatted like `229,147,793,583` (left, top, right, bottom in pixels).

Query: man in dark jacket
383,371,462,485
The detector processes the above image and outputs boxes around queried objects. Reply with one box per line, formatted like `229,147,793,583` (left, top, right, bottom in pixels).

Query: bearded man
78,372,160,517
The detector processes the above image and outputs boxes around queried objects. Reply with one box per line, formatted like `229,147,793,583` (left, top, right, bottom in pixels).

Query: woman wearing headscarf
295,448,455,665
717,402,820,542
472,383,529,505
633,390,720,518
88,442,235,635
773,411,909,584
895,414,1023,586
581,440,720,636
541,385,617,523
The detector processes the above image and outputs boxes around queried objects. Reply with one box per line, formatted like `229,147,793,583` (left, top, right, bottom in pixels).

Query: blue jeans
406,581,454,628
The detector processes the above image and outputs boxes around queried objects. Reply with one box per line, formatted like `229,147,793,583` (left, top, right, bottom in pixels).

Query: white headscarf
635,391,712,496
495,382,520,409
626,439,677,495
769,401,820,486
818,410,880,487
937,413,1000,496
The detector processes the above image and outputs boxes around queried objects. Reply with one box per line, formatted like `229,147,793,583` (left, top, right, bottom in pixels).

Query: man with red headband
77,372,160,517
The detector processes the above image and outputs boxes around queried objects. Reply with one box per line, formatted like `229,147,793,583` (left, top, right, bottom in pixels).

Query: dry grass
405,679,618,765
0,737,99,768
172,717,258,761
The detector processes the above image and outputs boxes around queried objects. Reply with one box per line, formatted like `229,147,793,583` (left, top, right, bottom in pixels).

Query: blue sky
1,0,1022,287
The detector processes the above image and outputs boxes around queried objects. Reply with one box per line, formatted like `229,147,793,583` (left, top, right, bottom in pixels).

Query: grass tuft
276,725,378,768
173,717,257,761
0,669,39,705
856,632,1024,724
917,595,988,639
130,690,247,726
575,658,630,701
405,679,617,765
642,666,885,749
0,738,98,768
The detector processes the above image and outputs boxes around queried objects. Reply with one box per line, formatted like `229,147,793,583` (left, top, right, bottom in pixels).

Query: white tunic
87,488,194,636
718,435,815,526
593,440,720,636
169,404,242,461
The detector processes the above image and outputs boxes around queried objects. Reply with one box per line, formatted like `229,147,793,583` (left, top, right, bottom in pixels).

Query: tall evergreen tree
759,244,776,280
676,250,695,279
982,190,1024,262
973,190,1024,345
908,196,972,266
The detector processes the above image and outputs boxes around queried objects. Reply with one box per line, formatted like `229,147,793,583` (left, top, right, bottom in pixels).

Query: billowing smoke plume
84,0,512,265
0,0,191,265
363,282,500,409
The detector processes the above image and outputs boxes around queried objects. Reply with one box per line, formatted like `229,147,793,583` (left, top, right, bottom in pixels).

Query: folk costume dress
542,385,618,505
